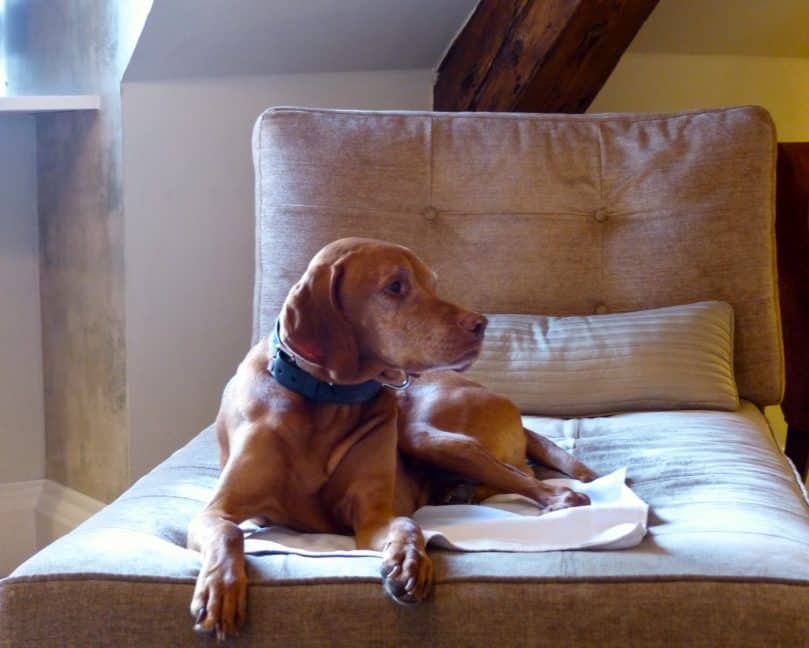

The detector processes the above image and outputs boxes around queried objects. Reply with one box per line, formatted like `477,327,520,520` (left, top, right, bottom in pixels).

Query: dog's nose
459,312,488,339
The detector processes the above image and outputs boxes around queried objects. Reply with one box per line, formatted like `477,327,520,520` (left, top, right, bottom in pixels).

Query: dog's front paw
380,541,433,604
543,488,590,513
191,556,247,641
571,465,598,483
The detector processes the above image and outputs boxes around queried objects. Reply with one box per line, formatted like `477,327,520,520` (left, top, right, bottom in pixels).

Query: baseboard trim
0,479,103,575
0,479,104,530
0,479,43,514
39,479,105,529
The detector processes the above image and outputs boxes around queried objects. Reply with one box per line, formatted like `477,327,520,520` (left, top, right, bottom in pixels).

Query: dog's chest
256,442,335,532
253,417,354,530
255,397,396,533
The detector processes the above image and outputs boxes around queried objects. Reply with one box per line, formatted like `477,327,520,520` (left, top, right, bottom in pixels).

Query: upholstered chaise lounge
1,106,807,646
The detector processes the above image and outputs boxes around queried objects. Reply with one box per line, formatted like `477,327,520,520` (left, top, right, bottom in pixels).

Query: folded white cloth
242,468,648,557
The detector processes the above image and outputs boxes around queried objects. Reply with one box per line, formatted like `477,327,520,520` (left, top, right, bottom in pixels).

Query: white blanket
243,468,648,557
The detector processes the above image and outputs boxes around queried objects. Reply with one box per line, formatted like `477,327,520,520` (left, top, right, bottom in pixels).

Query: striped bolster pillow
463,301,739,416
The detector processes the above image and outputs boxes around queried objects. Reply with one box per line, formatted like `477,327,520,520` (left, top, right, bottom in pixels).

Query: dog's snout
459,312,488,339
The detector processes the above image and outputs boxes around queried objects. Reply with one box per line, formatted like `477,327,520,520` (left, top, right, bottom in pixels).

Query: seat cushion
1,402,807,645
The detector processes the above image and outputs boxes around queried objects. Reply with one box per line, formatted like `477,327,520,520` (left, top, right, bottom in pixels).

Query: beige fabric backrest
252,106,783,406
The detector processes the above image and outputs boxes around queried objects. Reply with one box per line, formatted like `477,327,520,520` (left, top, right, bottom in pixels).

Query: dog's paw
571,465,598,483
543,488,590,513
191,557,247,641
380,542,433,605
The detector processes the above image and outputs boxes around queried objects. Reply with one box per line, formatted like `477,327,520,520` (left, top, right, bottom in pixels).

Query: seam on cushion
784,455,809,506
0,573,199,586
252,112,266,343
604,205,731,219
266,203,743,220
148,464,220,473
725,302,740,406
73,525,190,542
430,575,809,586
47,527,189,552
257,574,809,587
649,498,809,520
631,469,802,490
273,203,595,218
573,419,582,443
767,119,786,405
649,528,809,547
3,572,808,590
595,122,606,289
428,114,434,208
268,159,412,171
116,493,210,505
258,106,766,127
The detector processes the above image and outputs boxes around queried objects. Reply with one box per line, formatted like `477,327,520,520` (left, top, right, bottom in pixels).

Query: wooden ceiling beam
434,0,659,113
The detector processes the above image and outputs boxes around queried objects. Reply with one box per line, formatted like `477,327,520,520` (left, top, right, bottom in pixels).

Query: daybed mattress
1,401,807,646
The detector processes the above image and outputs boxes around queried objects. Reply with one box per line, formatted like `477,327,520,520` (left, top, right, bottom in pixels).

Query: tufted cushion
3,404,808,645
251,106,782,406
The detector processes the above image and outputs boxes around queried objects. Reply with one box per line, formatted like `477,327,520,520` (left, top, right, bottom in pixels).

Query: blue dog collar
270,322,383,404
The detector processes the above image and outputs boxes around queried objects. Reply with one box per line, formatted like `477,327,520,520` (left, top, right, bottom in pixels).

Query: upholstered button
423,206,438,221
594,303,609,315
593,208,608,223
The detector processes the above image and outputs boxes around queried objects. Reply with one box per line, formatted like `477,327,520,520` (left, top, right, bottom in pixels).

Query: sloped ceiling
124,0,477,81
125,0,809,83
629,0,809,59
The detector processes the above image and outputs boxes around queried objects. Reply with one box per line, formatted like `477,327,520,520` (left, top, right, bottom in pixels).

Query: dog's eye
385,279,408,299
384,274,411,298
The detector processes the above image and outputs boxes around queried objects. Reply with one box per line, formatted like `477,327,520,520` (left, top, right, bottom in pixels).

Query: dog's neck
269,321,385,404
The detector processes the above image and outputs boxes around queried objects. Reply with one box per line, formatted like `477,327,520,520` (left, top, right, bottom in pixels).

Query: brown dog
187,238,593,639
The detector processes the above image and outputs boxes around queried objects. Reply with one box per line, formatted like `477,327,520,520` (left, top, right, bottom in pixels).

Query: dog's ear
280,259,360,383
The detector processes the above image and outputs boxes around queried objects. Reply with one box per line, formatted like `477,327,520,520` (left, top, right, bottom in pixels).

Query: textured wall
6,0,150,501
36,108,129,501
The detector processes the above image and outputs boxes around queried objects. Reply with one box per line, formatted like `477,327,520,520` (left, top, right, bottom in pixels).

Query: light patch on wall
117,0,153,81
0,0,7,94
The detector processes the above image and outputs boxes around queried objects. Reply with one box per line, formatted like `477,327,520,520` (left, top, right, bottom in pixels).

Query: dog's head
279,237,487,384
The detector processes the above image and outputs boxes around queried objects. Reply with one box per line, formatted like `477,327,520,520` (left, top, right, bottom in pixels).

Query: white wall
591,53,809,140
122,68,434,480
0,115,45,484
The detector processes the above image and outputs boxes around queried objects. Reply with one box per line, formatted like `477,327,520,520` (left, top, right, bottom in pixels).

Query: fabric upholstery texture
251,106,782,406
1,107,804,646
464,301,739,416
2,404,807,645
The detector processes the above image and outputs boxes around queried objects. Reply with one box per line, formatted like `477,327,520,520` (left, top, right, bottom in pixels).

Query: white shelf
0,95,101,113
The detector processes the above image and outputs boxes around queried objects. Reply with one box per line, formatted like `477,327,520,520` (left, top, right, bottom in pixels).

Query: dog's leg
326,414,433,604
524,427,597,482
187,507,247,641
402,424,590,511
187,424,279,640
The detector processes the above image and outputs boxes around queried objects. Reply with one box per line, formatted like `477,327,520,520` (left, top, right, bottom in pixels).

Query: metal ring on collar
381,371,411,390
